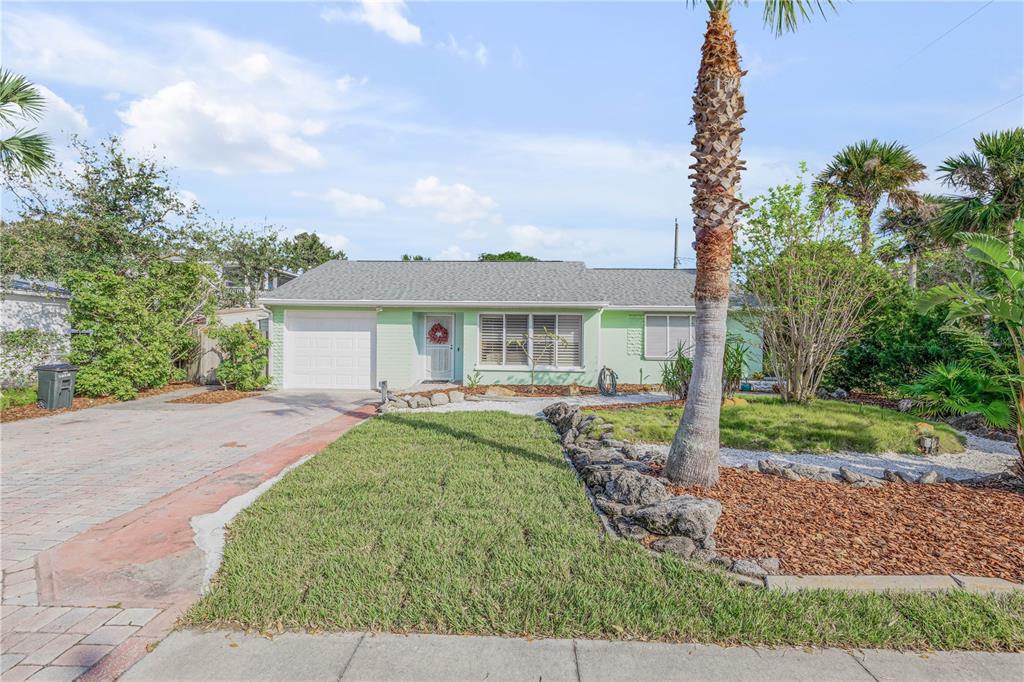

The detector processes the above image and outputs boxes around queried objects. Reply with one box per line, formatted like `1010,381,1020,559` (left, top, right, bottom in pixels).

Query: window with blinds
644,314,693,359
478,313,584,368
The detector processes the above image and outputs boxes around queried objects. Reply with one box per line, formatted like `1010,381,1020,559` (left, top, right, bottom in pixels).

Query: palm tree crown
878,194,943,289
0,69,53,178
814,139,927,253
934,128,1024,252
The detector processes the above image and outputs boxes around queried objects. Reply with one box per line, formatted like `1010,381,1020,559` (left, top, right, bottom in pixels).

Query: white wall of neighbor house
1,293,71,334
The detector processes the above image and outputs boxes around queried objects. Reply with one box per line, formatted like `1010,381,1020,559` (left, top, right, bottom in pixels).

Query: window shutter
556,315,582,367
504,314,529,365
668,316,691,357
480,315,504,365
532,314,557,366
645,315,667,358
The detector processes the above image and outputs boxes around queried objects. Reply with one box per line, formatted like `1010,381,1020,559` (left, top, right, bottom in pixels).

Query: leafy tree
814,139,927,253
208,321,271,391
877,195,943,290
934,128,1024,256
665,0,835,488
0,69,52,177
478,251,538,262
919,232,1024,469
213,226,286,307
282,232,345,273
401,254,430,261
735,172,884,403
66,261,219,400
1,136,208,283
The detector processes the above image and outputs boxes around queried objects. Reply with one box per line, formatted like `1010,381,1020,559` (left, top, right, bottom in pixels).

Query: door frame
423,313,455,381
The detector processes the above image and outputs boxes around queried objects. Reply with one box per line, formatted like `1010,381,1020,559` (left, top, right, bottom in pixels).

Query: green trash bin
35,363,79,410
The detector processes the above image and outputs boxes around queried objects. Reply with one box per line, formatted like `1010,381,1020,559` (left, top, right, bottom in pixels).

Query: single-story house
258,260,762,391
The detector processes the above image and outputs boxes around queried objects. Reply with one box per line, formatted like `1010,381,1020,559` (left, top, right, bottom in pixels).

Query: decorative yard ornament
428,322,449,345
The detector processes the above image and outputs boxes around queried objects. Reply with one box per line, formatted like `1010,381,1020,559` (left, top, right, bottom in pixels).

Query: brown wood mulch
0,382,197,423
666,468,1024,582
168,389,263,405
583,399,685,412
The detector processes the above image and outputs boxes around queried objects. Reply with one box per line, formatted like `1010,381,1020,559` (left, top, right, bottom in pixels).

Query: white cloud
294,188,386,217
321,1,422,45
103,92,121,102
438,34,489,68
177,189,200,206
511,47,525,70
399,176,498,225
35,86,91,137
457,228,487,240
508,224,569,249
437,245,474,260
280,227,351,254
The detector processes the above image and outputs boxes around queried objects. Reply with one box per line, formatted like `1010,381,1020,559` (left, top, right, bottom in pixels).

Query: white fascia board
258,298,609,309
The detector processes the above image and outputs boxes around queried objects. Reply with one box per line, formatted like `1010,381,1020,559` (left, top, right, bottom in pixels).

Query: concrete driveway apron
1,388,376,681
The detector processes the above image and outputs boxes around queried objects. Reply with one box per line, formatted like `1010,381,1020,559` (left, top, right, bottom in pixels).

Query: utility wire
897,1,994,68
917,94,1023,146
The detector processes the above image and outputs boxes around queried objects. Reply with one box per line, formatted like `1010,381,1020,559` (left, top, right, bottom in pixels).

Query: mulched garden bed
582,398,685,411
168,389,264,405
0,382,197,423
398,383,661,399
666,467,1024,582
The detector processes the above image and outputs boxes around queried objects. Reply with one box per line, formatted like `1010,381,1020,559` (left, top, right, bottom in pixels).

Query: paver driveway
1,387,376,681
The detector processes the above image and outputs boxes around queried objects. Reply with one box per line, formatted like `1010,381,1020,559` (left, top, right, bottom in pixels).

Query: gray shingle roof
260,260,701,307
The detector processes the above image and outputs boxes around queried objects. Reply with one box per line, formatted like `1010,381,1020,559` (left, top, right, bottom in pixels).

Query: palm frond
0,69,46,127
0,130,53,178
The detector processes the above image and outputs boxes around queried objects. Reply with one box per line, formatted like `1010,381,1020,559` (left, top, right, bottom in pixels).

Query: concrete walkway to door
1,388,376,681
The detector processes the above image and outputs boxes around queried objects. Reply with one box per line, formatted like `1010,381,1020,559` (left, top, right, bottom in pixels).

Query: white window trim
643,313,695,360
477,312,585,371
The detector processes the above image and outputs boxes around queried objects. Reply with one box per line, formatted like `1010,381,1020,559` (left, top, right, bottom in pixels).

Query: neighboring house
1,277,71,335
258,261,762,391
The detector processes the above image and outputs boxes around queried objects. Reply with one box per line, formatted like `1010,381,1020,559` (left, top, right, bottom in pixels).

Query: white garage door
284,310,376,389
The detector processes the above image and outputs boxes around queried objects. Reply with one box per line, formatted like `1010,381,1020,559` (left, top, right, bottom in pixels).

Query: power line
897,1,994,68
917,94,1023,146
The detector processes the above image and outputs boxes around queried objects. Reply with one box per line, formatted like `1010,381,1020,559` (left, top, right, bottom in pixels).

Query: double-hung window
479,313,583,368
644,314,693,359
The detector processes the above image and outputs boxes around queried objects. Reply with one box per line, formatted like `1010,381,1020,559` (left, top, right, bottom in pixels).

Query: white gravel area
403,394,1017,481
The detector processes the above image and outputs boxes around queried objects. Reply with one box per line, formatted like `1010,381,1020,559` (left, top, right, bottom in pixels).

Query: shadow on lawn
386,412,566,472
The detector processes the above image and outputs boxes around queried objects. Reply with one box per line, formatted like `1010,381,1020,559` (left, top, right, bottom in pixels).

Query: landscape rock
839,467,885,488
580,464,620,489
789,463,839,482
594,496,637,519
448,391,465,403
604,469,672,507
430,392,450,406
917,470,945,485
561,429,578,447
613,518,651,542
756,557,782,575
832,388,849,400
651,536,696,559
631,495,721,540
884,469,916,484
730,559,768,580
897,399,914,413
485,385,517,397
378,404,393,414
411,395,430,408
948,412,986,432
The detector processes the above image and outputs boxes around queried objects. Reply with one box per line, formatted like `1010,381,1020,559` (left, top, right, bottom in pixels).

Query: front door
424,314,454,381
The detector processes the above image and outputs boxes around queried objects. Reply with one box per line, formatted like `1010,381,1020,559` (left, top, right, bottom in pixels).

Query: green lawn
0,387,37,410
187,411,1021,650
588,397,965,454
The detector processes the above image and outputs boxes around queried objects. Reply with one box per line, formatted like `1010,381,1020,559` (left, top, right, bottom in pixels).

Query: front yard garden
587,397,965,454
189,411,1024,650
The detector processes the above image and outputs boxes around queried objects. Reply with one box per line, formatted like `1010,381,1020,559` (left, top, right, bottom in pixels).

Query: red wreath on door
428,322,449,345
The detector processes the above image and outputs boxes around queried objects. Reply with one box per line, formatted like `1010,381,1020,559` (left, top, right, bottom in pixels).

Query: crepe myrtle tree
736,171,885,403
664,0,834,488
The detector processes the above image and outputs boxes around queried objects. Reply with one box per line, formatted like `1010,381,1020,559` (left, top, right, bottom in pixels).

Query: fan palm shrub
900,361,1011,427
0,69,53,177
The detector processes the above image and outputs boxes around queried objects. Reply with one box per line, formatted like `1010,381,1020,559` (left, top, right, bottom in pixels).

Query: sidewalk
122,630,1023,681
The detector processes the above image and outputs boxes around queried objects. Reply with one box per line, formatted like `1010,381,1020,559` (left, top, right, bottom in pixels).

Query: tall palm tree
814,140,927,253
934,128,1024,256
0,69,53,177
878,194,942,290
663,0,833,488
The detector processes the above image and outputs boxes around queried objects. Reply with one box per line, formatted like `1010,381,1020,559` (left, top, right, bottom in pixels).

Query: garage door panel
284,311,376,389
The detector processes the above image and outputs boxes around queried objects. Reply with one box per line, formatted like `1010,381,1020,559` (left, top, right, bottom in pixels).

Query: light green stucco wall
267,305,762,390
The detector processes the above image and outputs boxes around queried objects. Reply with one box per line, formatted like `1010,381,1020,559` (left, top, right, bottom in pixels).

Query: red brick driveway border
3,404,376,682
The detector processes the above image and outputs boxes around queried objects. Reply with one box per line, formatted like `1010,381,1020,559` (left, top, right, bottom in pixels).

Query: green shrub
900,361,1012,428
0,386,38,410
67,262,217,400
0,328,67,387
659,343,693,399
208,321,271,391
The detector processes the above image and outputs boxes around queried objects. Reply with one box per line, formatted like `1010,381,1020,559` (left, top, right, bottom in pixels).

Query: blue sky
4,1,1022,266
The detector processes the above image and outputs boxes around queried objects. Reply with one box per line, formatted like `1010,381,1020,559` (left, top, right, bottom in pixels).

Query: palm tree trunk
857,204,873,254
664,7,746,488
907,252,918,290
